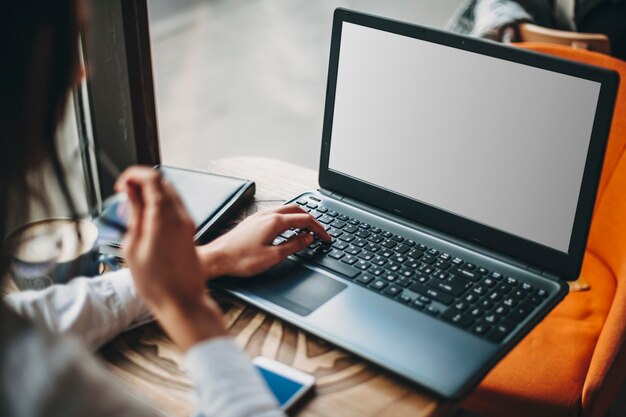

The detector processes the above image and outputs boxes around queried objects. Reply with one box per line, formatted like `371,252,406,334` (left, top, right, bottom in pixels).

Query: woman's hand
116,167,226,351
197,205,331,279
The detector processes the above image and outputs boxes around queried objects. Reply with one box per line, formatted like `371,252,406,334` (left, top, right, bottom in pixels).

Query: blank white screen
328,23,601,252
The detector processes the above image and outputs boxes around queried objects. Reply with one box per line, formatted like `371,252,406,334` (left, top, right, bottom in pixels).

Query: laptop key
357,250,375,261
487,320,517,343
383,285,402,297
328,250,344,260
381,239,397,249
397,292,414,303
442,309,474,328
434,260,451,270
364,243,381,253
472,322,491,336
453,301,469,311
409,283,454,305
343,224,358,234
369,279,388,291
453,267,480,281
318,215,334,224
368,235,384,243
369,265,385,276
385,261,402,272
403,258,420,269
382,273,398,282
372,256,388,266
345,246,361,256
421,255,436,265
332,241,349,250
341,254,358,265
451,257,463,266
338,234,355,243
396,277,413,287
353,238,369,247
354,274,374,285
419,296,432,304
395,244,410,254
508,303,535,323
425,305,440,316
327,228,342,238
427,278,466,297
330,220,346,229
355,260,371,270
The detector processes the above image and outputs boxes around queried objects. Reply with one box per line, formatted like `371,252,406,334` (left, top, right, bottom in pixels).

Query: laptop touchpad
243,259,347,316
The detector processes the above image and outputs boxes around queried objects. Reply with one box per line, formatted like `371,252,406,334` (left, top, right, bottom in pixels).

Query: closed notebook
96,165,255,254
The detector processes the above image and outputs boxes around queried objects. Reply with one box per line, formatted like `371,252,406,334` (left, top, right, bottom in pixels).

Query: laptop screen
327,22,602,253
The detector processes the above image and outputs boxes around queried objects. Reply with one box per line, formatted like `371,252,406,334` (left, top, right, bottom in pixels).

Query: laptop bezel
319,8,619,280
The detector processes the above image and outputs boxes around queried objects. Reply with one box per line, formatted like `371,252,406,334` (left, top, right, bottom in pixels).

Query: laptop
217,8,619,399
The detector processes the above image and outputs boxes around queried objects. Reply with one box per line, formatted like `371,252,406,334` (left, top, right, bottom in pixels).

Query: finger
123,182,144,249
272,204,308,215
123,171,175,240
162,180,196,232
115,166,154,192
273,213,331,241
273,233,314,259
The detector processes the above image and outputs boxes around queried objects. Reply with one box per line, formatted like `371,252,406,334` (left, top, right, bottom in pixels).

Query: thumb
122,183,144,250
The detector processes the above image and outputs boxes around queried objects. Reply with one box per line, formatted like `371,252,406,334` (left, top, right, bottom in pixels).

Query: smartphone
253,356,315,411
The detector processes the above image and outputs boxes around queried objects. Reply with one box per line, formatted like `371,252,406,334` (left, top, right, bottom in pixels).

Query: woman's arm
3,269,152,351
116,167,329,417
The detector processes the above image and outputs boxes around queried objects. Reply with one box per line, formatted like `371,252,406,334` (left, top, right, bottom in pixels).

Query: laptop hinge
527,264,561,282
320,189,345,201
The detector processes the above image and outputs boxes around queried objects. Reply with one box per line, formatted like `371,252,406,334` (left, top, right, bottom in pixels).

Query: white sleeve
186,337,286,417
1,321,164,417
3,269,152,351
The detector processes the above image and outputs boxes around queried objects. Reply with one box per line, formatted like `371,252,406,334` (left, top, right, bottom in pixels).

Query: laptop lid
319,9,619,280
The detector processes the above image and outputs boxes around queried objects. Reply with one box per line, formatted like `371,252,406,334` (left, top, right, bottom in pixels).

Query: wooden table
99,157,455,417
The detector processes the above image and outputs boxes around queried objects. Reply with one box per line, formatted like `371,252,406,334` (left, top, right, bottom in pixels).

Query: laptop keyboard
278,197,552,344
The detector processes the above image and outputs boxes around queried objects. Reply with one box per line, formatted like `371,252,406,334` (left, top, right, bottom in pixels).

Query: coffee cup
8,218,119,291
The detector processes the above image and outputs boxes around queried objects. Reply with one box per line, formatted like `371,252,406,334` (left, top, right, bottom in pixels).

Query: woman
0,1,330,416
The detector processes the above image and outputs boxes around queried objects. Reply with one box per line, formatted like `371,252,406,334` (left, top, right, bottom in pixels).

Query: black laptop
217,8,619,399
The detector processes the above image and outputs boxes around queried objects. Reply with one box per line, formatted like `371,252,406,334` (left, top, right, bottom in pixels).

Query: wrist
155,296,227,351
197,243,230,279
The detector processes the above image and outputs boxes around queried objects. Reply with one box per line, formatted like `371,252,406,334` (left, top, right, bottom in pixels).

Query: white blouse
2,269,284,417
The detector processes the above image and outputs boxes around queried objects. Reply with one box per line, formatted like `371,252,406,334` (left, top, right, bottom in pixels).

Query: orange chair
517,23,611,55
463,44,625,417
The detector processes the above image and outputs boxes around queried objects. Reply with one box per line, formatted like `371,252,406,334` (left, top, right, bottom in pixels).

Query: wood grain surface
98,157,455,417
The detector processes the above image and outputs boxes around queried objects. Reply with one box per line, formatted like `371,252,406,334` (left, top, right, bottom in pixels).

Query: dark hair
0,0,82,274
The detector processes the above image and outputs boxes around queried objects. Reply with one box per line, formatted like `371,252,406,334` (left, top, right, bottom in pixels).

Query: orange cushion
464,251,615,417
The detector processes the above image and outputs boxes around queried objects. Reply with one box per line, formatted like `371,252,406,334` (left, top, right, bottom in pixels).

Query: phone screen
255,365,306,406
